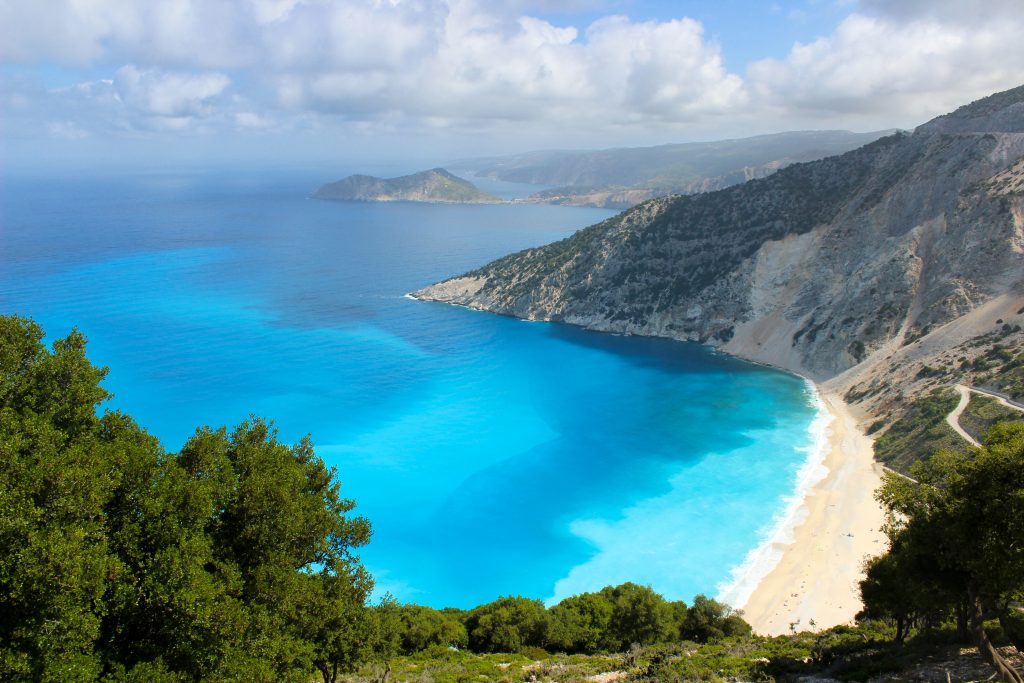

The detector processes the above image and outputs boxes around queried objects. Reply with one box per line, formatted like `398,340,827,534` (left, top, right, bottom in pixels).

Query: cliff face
314,168,501,204
413,87,1024,400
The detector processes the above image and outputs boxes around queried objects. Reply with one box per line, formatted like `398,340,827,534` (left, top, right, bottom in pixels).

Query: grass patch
347,648,623,683
958,394,1024,443
873,388,967,473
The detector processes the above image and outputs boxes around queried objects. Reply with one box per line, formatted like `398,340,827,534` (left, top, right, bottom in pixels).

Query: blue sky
1,0,1022,167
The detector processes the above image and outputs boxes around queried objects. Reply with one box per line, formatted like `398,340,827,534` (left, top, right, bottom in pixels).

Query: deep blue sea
0,166,825,609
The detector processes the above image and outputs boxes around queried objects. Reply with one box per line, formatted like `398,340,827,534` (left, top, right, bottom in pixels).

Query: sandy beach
740,390,888,635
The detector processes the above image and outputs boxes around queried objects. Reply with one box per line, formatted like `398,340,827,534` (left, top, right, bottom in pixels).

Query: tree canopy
864,422,1024,683
0,316,372,682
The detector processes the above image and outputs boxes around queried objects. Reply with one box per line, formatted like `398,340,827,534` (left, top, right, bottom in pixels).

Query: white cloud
747,7,1024,129
277,4,745,131
1,0,1023,151
0,0,253,68
0,1,743,133
856,0,1024,26
113,65,230,119
0,66,232,138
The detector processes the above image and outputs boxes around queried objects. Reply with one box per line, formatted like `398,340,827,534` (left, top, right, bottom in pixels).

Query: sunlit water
0,167,823,608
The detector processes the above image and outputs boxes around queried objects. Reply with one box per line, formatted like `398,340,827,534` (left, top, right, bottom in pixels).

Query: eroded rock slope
414,86,1024,416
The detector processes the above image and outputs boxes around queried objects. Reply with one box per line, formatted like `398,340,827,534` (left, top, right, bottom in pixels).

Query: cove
0,167,822,608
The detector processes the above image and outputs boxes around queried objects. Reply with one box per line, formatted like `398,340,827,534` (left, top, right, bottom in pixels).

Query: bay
0,167,821,608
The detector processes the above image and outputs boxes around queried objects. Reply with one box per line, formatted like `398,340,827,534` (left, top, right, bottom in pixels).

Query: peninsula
313,168,503,204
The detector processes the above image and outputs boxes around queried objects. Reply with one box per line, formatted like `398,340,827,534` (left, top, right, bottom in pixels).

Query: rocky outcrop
314,168,502,204
413,86,1024,400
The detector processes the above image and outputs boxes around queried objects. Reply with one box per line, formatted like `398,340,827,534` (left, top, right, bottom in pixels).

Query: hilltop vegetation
0,316,375,682
976,341,1024,400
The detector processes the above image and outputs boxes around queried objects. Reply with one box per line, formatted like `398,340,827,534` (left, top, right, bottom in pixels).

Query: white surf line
946,385,980,447
715,380,832,611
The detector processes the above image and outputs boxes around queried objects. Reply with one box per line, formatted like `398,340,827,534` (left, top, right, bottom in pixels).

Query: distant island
313,168,503,204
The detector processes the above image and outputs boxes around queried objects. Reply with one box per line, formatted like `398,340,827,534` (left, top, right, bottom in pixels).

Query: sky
2,0,1023,169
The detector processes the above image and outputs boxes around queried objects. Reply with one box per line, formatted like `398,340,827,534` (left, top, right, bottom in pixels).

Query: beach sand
740,390,888,635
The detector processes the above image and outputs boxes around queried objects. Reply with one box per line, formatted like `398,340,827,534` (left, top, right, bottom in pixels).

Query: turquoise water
0,167,821,608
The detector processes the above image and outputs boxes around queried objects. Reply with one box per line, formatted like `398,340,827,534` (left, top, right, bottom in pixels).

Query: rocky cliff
314,168,502,204
414,86,1024,421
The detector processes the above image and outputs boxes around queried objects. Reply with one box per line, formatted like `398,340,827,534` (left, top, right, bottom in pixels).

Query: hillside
415,85,1024,449
455,130,894,208
314,168,502,204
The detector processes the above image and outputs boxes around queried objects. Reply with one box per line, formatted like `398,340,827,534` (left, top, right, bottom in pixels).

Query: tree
548,592,614,653
299,570,373,683
368,594,402,683
859,534,963,642
0,317,114,681
0,316,374,682
397,605,468,653
99,412,251,680
463,597,550,653
183,419,373,679
681,594,751,642
875,423,1024,683
599,583,675,650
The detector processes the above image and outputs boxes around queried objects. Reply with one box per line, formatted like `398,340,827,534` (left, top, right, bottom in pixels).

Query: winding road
946,384,1024,447
947,385,980,446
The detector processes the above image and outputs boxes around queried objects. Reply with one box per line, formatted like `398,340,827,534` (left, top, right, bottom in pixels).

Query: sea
0,165,829,609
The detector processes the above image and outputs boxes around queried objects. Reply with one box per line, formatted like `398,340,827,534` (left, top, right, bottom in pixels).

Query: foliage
867,422,1024,682
396,605,468,653
680,594,751,642
873,388,965,473
0,316,372,682
599,583,679,651
959,393,1024,442
548,591,615,653
975,340,1024,399
463,597,550,653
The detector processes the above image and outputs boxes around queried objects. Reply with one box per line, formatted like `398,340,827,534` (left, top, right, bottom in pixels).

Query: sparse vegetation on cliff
415,87,1024,389
872,389,965,474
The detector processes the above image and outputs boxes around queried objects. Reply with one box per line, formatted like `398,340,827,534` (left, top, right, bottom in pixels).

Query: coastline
407,290,890,628
716,381,832,612
736,388,888,635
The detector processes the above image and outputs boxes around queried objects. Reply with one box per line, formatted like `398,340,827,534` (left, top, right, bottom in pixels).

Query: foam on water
716,380,833,609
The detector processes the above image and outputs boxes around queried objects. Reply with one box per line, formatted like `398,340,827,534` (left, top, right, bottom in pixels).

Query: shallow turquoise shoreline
1,169,824,608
